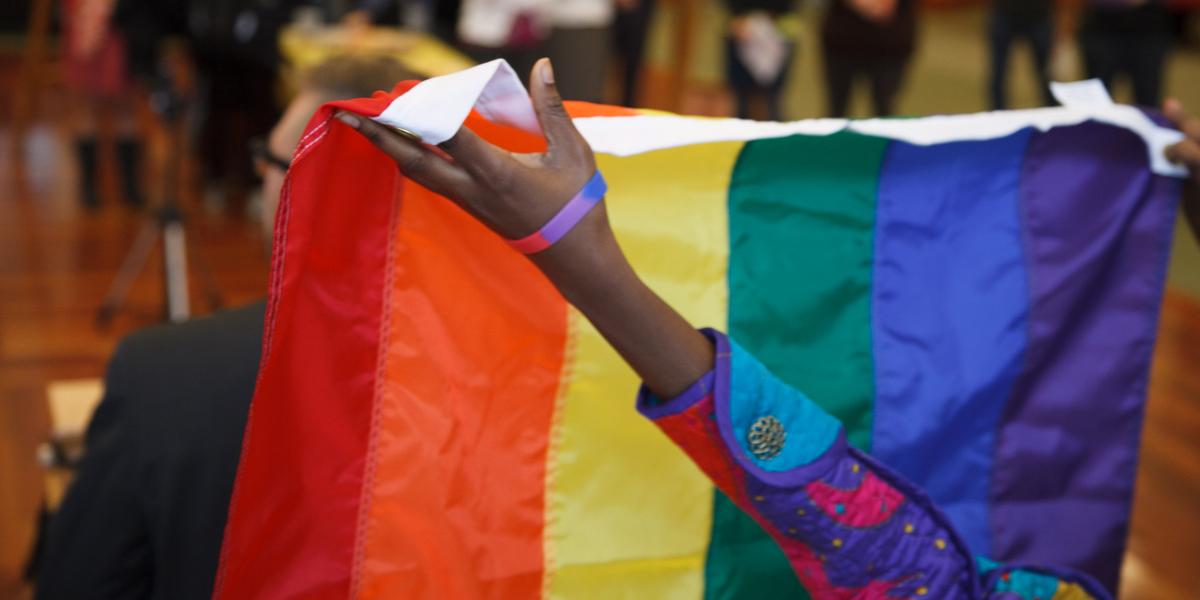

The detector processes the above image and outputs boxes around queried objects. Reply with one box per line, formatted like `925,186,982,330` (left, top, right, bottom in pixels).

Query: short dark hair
300,54,419,100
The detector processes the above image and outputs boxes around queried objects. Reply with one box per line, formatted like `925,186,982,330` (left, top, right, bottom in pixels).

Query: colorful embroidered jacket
637,330,1112,600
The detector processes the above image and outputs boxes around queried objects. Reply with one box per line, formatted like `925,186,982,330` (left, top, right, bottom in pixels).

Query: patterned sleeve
635,329,1112,600
636,329,981,598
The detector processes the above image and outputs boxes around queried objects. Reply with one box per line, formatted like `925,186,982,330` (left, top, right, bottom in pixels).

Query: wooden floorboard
1120,291,1200,600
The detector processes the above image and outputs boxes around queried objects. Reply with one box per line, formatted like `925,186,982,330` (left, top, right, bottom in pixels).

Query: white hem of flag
372,59,1187,178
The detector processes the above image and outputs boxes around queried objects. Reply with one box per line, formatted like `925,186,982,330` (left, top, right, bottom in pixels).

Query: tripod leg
184,228,225,313
95,220,160,327
162,221,190,323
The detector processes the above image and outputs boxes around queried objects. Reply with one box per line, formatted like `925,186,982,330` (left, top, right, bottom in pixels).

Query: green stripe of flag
707,131,888,599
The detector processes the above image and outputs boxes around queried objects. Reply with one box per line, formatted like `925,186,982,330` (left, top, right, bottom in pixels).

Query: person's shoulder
82,302,268,588
104,300,267,448
116,301,266,364
109,300,267,394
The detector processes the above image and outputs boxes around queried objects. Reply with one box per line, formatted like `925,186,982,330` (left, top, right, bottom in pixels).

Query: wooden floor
0,65,270,598
1123,291,1200,600
3,20,1200,600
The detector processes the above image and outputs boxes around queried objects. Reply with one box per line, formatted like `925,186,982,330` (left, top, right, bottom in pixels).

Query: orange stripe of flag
355,120,569,598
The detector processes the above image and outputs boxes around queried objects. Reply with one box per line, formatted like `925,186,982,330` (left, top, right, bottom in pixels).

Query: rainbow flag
215,63,1183,599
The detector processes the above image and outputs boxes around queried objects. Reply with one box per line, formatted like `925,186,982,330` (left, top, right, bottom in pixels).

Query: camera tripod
95,79,222,327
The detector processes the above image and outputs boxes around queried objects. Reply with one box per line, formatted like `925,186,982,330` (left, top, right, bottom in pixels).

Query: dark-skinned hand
1164,99,1200,246
334,57,715,399
333,58,599,244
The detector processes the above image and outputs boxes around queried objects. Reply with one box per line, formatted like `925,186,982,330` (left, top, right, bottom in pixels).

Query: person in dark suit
37,302,265,600
35,55,414,600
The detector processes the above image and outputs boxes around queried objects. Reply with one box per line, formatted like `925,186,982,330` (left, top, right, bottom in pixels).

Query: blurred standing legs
546,26,612,103
725,36,795,122
613,0,656,107
1081,5,1171,107
822,53,908,118
819,0,917,118
62,0,145,210
73,101,146,211
988,12,1053,110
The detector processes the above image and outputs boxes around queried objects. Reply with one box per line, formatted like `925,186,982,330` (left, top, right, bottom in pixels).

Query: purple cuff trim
638,371,715,419
636,329,719,419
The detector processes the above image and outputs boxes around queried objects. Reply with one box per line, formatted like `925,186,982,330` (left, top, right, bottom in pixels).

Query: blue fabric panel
870,130,1033,556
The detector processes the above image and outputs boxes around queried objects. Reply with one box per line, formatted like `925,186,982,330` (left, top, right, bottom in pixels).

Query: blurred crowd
55,0,1200,216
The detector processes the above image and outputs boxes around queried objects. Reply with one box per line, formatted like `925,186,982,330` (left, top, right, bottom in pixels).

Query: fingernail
336,112,361,129
540,59,554,85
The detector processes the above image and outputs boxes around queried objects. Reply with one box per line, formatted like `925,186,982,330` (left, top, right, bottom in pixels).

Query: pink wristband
506,171,607,254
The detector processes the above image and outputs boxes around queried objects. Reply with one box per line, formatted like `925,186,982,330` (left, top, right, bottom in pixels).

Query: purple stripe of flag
989,121,1180,593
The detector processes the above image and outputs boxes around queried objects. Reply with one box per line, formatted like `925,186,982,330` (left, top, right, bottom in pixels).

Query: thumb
529,58,588,164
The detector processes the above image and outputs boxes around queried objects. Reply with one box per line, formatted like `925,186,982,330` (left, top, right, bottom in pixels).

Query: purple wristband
507,171,607,254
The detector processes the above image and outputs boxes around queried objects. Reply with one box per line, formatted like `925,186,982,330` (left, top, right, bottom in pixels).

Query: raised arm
334,58,713,399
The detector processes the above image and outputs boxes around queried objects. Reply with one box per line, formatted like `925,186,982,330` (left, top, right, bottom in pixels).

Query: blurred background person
62,0,145,210
457,0,548,84
341,0,461,39
114,0,423,216
724,0,800,121
546,0,615,102
430,0,464,43
114,0,302,216
988,0,1055,109
612,0,654,107
821,0,918,117
34,55,415,600
184,0,304,215
1081,0,1172,107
